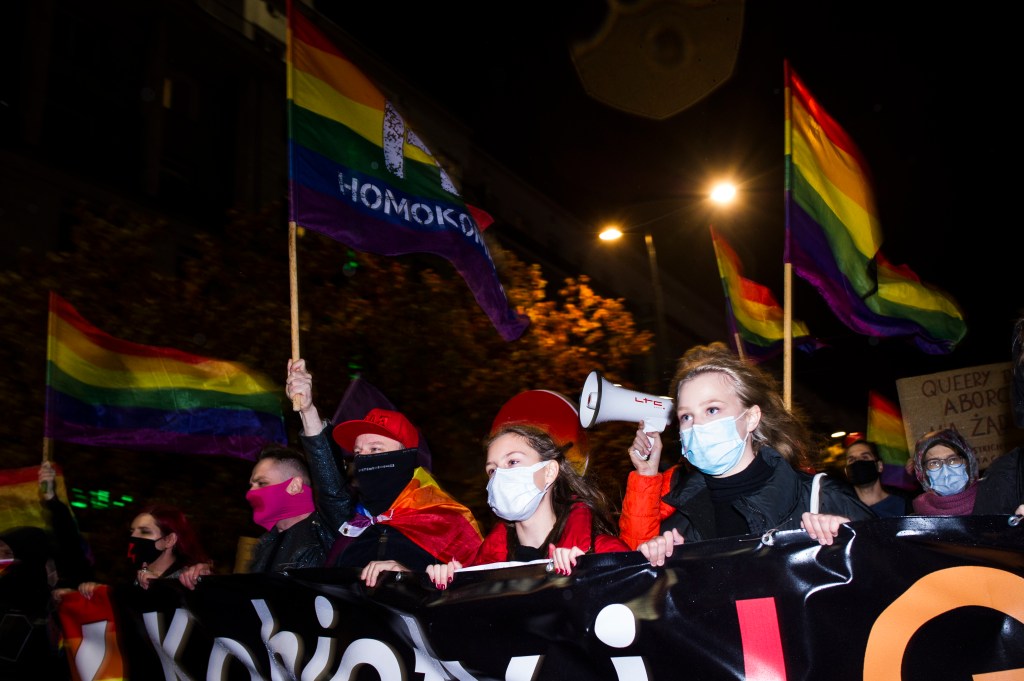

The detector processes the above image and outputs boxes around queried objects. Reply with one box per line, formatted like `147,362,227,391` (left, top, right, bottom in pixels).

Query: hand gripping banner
60,516,1024,680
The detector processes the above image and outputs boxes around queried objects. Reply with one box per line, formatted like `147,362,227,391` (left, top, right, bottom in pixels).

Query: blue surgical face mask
680,409,750,476
926,464,969,496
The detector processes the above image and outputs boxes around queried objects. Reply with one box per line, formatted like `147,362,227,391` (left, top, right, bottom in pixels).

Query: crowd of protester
3,318,1024,678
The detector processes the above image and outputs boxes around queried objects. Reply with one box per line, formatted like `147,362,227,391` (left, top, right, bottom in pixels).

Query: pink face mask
245,479,315,531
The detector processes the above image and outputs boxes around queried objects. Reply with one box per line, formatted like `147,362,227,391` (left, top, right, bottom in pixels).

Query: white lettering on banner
72,568,1024,681
232,596,664,680
208,636,262,679
336,173,483,245
395,612,454,681
504,655,542,681
301,596,340,681
331,639,404,681
142,607,192,681
595,604,649,680
74,621,109,681
254,598,304,681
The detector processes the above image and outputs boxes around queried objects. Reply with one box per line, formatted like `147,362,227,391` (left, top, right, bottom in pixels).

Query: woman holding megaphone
620,342,874,563
426,390,628,589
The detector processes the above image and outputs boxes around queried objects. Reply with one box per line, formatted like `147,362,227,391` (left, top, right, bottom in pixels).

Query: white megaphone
579,371,675,433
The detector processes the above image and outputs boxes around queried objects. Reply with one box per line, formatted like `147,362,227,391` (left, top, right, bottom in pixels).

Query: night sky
317,0,1021,434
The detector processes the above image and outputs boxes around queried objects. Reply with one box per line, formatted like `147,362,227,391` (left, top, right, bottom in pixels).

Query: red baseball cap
332,408,419,454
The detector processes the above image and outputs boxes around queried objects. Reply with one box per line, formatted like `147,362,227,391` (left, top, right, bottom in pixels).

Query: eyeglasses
923,455,965,471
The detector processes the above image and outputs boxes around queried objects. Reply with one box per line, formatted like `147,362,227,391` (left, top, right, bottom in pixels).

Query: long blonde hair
671,342,813,470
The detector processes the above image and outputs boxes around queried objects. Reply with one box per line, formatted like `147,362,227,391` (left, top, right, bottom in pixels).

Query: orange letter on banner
865,566,1024,680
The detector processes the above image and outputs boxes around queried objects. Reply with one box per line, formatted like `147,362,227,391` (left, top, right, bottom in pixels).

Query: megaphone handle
644,416,669,434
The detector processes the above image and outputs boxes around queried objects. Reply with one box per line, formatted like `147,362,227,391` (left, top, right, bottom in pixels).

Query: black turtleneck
704,451,772,538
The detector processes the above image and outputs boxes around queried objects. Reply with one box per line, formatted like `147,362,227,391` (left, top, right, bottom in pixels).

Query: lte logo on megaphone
579,371,675,433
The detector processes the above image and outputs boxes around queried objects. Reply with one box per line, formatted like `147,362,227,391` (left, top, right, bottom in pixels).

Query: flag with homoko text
710,226,820,362
45,292,286,460
783,61,966,354
286,2,529,341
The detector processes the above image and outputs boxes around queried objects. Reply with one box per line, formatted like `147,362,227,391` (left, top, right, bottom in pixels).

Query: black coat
972,447,1023,516
246,426,350,573
660,447,876,542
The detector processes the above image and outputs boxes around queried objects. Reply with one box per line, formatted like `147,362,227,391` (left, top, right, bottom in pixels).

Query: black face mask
846,459,881,486
354,448,418,516
127,537,163,569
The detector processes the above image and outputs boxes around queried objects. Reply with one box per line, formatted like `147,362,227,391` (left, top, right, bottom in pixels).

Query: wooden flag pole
734,332,746,362
783,262,793,411
782,61,793,412
289,221,302,411
42,294,55,495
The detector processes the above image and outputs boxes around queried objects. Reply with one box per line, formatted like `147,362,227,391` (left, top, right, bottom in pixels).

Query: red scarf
912,482,978,516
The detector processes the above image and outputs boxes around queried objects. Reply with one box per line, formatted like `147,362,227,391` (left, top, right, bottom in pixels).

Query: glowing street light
599,181,739,381
710,181,737,205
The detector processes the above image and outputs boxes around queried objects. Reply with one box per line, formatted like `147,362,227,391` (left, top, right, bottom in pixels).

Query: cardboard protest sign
896,362,1024,469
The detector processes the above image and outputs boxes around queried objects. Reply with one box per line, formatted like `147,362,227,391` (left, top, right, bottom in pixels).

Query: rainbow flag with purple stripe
784,62,966,354
710,226,820,362
45,292,285,460
866,390,917,490
286,3,529,341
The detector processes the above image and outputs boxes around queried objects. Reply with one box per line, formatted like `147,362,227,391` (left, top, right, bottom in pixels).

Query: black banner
80,516,1024,680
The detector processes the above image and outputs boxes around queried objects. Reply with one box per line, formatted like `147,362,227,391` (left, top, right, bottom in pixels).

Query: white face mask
486,460,552,522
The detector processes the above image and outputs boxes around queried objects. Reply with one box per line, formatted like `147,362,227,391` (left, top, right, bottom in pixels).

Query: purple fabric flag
287,5,529,341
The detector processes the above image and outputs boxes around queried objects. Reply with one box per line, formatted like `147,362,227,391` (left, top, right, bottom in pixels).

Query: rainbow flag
783,61,966,354
710,226,819,362
379,467,483,564
866,390,916,490
0,464,71,532
45,292,285,460
286,3,529,341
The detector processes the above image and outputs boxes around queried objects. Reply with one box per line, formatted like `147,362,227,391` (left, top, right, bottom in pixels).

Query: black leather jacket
247,424,351,573
660,447,876,542
972,447,1022,515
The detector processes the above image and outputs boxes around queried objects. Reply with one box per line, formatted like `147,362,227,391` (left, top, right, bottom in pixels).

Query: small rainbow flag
45,292,285,460
866,390,916,489
784,61,966,354
286,2,528,341
0,464,70,532
710,226,819,362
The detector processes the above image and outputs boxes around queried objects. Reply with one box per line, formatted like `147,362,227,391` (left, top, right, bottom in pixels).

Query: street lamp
598,181,738,383
599,223,670,383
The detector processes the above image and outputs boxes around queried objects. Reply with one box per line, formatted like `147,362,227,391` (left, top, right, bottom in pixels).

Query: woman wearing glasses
911,427,980,516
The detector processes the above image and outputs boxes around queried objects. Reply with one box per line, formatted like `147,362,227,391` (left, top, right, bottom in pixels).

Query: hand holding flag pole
289,220,302,411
